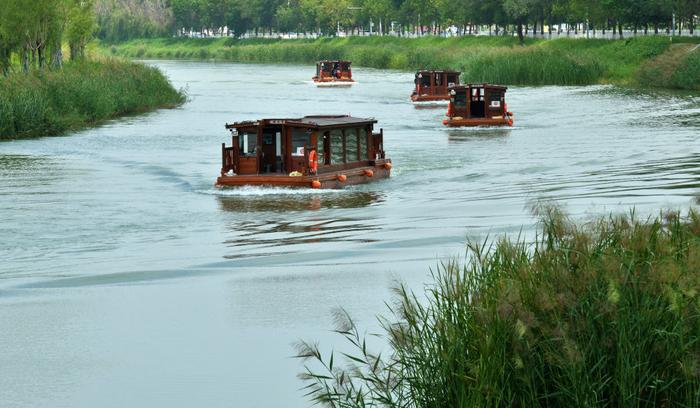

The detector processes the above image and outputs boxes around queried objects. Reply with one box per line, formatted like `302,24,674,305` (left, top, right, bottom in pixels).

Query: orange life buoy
311,179,321,189
308,150,318,173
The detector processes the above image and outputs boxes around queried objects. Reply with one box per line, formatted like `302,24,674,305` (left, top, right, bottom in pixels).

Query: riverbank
101,36,700,90
299,207,700,407
0,59,185,139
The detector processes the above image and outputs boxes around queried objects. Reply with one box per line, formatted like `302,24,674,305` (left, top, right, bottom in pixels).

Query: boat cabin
443,84,514,127
313,60,354,85
411,70,460,102
216,115,391,189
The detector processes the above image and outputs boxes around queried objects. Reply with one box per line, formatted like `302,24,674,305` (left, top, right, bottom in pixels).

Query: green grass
98,36,700,90
0,58,185,139
297,207,700,407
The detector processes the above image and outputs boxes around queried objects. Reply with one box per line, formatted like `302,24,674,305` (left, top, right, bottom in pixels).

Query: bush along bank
0,59,185,139
297,207,700,407
102,36,700,90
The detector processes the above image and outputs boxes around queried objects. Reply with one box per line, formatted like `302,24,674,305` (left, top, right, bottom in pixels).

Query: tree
503,0,536,42
67,0,96,60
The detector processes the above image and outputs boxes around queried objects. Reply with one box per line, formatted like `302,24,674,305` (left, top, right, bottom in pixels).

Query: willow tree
503,0,536,42
67,0,96,61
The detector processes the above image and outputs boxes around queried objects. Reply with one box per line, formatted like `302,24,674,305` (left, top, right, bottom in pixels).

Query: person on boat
332,62,341,79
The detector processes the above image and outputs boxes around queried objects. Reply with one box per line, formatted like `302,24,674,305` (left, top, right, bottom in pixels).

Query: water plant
297,207,700,407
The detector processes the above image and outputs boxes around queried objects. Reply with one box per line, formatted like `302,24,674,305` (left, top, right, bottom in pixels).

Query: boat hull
443,116,514,127
216,160,391,189
312,77,355,87
411,94,450,103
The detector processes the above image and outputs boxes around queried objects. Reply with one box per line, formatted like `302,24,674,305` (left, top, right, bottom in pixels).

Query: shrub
0,59,185,139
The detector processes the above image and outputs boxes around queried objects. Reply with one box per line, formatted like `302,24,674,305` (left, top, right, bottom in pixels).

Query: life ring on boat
308,150,318,174
337,174,347,182
363,169,374,177
311,179,321,189
384,162,392,170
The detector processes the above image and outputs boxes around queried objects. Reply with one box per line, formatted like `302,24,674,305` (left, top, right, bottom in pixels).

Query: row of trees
0,0,95,75
96,0,173,42
162,0,700,41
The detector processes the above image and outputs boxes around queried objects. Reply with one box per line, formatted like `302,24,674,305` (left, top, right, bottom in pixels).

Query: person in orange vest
308,147,318,175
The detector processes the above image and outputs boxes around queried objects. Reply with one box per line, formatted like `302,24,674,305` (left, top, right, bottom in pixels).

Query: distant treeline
0,0,95,75
94,0,699,42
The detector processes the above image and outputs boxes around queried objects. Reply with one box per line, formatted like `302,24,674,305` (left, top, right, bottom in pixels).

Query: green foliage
96,0,174,42
298,208,700,407
98,36,700,89
0,59,185,139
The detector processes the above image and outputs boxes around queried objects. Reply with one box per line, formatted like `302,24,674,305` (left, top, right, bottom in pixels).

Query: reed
0,58,185,139
297,207,700,407
100,36,700,90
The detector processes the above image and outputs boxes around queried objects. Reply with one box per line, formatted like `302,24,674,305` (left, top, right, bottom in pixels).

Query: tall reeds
101,36,700,89
297,208,700,407
0,59,185,138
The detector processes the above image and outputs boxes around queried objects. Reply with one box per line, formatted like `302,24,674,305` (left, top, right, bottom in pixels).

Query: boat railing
221,143,239,175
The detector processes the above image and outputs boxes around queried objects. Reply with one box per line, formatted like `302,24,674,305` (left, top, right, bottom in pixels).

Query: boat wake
197,186,347,197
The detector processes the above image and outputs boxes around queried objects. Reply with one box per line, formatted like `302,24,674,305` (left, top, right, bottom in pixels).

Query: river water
1,61,699,407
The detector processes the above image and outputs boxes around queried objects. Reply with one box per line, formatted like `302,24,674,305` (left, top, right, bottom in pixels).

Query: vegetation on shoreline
297,207,700,407
102,36,700,90
0,59,185,139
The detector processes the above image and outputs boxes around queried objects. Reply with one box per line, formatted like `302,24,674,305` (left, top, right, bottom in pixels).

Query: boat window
346,128,359,162
330,129,344,164
488,91,503,108
359,128,368,160
239,132,257,156
291,128,310,156
317,132,325,164
446,74,458,86
434,73,442,86
420,74,430,87
453,91,467,107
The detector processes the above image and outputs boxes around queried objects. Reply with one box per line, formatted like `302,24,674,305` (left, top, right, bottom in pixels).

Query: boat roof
450,83,508,91
318,60,351,64
416,70,460,75
226,115,376,130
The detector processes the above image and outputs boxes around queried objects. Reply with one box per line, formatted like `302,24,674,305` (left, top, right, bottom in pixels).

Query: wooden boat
443,84,514,127
216,115,391,189
312,60,355,86
411,70,460,103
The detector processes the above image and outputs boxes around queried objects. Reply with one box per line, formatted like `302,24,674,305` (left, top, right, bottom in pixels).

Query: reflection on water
216,190,383,212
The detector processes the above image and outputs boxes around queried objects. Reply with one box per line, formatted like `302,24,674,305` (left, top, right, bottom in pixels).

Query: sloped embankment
637,43,700,91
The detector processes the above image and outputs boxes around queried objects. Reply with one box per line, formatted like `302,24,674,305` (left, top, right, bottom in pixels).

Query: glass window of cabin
317,132,326,164
454,91,467,107
238,132,257,156
434,73,442,86
291,128,310,156
420,74,430,87
330,129,344,164
359,128,368,160
446,73,458,86
488,91,503,108
345,128,359,162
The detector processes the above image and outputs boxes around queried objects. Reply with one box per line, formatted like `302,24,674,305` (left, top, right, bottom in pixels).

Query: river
1,61,699,407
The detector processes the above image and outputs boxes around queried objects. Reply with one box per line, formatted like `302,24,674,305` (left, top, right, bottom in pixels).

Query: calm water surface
1,61,699,407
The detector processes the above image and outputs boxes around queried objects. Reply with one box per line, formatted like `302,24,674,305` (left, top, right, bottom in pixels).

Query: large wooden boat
443,84,514,127
216,115,391,189
411,70,460,103
312,60,355,86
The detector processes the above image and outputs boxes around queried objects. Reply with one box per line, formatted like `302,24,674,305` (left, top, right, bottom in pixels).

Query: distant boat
411,70,460,103
312,60,355,87
216,115,392,189
443,84,514,127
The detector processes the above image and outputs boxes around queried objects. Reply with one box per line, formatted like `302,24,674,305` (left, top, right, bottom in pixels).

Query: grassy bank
298,207,700,406
102,36,700,90
0,59,185,139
